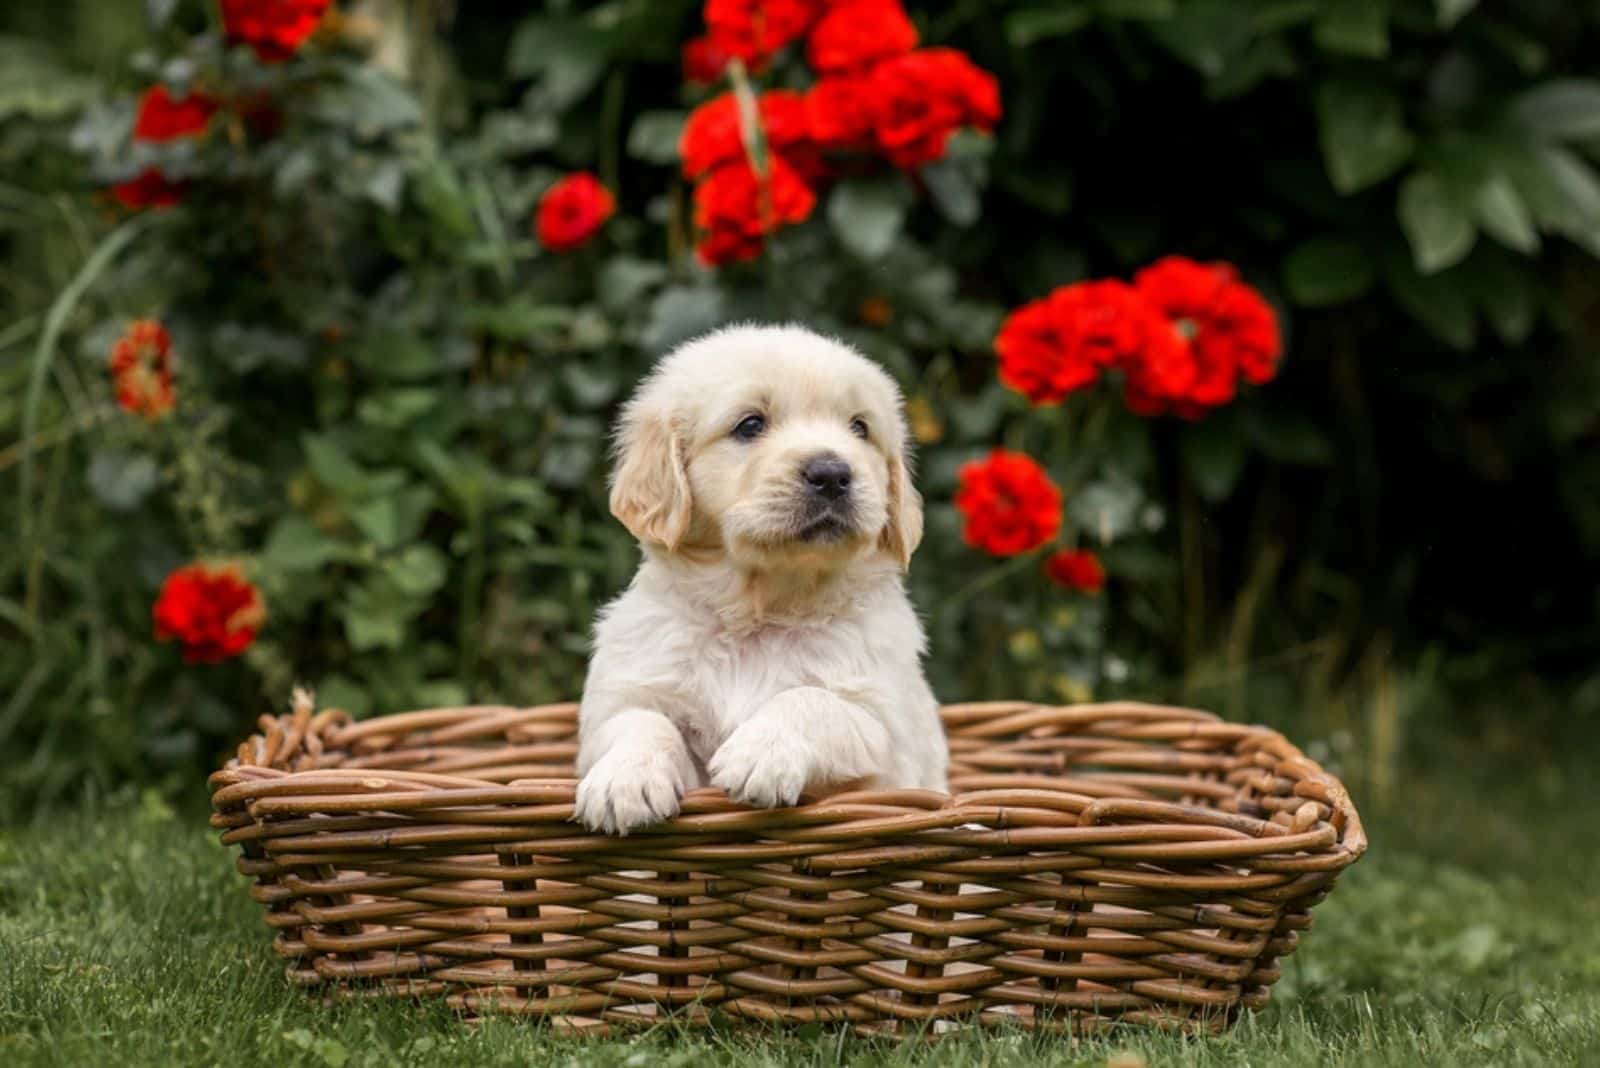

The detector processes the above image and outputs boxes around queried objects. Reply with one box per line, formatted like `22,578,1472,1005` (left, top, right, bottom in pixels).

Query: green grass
2,766,1598,1068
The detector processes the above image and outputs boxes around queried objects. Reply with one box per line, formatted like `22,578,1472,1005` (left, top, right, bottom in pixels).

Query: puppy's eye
849,417,869,441
732,413,767,441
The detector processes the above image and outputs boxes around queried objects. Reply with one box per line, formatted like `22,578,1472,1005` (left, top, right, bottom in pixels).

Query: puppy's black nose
802,455,852,500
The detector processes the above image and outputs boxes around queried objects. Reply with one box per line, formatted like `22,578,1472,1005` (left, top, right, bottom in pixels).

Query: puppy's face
610,326,923,572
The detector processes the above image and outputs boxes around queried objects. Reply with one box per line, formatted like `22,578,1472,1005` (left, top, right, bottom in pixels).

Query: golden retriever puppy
574,324,947,834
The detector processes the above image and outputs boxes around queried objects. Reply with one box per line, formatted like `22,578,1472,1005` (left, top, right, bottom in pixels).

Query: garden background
2,1,1599,1065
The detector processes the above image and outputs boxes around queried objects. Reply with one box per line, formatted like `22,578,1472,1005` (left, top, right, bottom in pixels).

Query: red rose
954,449,1062,557
1132,256,1282,415
680,90,811,180
806,0,918,75
535,173,616,253
804,75,877,150
693,155,816,265
683,35,733,85
221,0,331,62
703,0,821,70
108,319,177,419
1044,549,1105,594
131,85,216,141
113,86,216,209
865,47,1001,168
152,563,265,664
111,170,188,210
995,280,1170,405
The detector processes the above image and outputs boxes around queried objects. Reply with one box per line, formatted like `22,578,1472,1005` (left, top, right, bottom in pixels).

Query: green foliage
2,1,1599,812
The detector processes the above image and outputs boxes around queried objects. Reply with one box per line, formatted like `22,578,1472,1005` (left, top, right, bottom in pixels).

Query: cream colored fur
574,325,947,834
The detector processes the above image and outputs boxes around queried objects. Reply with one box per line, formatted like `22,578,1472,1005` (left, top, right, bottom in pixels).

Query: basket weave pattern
209,701,1365,1035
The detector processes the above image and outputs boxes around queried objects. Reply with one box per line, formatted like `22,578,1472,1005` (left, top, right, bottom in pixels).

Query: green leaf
311,66,422,140
302,434,371,499
349,485,435,550
1145,0,1254,78
1506,81,1600,141
922,163,982,227
1005,4,1093,47
86,450,160,512
463,300,574,341
508,17,609,110
414,160,474,240
1314,0,1388,58
641,286,728,354
1473,174,1539,254
1435,0,1477,28
1401,170,1472,271
597,257,667,314
1283,238,1374,306
1463,254,1539,344
261,516,342,573
1206,34,1297,100
1316,80,1416,194
1499,143,1600,234
828,177,912,259
385,545,448,597
341,587,408,652
626,111,687,164
1180,416,1247,502
1398,171,1478,273
356,388,440,429
351,331,443,381
1384,258,1476,349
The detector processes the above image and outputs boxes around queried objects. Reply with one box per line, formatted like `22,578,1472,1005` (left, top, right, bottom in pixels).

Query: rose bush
2,1,1599,815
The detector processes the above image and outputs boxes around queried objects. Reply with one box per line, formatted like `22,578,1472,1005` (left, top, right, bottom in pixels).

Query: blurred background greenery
2,0,1599,825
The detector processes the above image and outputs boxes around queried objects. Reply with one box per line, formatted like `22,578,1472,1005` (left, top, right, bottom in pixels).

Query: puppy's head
610,325,923,571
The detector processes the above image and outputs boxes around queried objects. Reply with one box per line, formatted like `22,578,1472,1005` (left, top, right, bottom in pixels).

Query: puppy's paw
573,747,687,835
708,721,807,809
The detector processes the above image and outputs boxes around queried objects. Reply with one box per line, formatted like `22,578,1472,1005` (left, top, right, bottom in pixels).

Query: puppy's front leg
574,708,697,835
708,687,891,808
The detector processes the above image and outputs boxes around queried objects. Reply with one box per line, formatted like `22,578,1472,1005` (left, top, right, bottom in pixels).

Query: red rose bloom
995,297,1097,404
683,35,733,85
954,449,1062,557
703,0,821,70
108,319,177,419
152,563,265,664
804,75,877,150
131,85,216,141
1131,256,1282,415
693,155,816,265
806,0,918,75
535,173,616,252
865,48,1001,167
1044,549,1105,594
996,280,1172,405
221,0,331,62
680,90,811,180
113,85,216,208
112,171,187,210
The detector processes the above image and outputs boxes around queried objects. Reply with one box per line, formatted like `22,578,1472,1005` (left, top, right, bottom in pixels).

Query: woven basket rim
209,700,1366,861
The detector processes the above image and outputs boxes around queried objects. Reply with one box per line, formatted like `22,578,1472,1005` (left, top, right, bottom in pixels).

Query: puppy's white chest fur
585,558,940,775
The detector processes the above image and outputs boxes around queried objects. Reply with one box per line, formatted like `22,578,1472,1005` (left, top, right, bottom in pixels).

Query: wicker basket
208,699,1365,1036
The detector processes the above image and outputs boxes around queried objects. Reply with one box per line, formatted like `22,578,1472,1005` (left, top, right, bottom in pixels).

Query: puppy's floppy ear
880,443,924,570
609,399,692,551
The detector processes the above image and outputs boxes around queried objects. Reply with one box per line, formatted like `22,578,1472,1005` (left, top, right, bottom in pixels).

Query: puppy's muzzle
796,452,855,541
